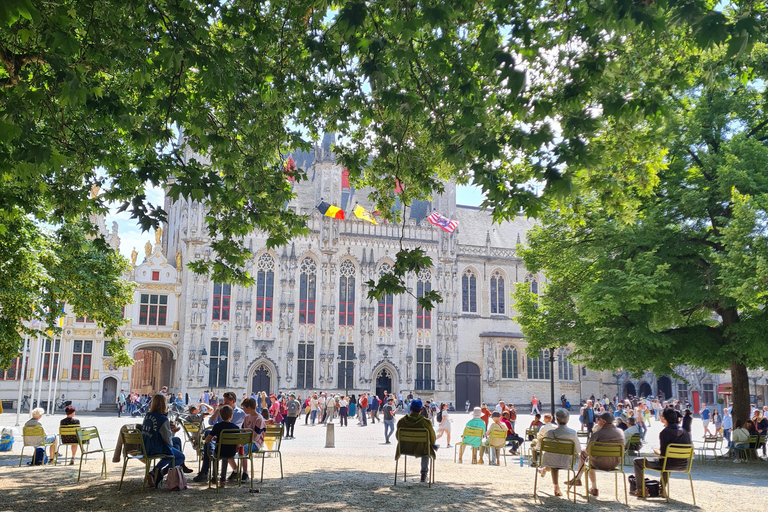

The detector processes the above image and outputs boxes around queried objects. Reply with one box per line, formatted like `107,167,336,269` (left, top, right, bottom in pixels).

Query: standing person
508,403,517,431
203,390,210,405
682,409,693,434
348,395,357,420
434,403,452,447
722,408,733,448
309,393,319,425
635,402,647,440
117,389,126,418
395,399,436,483
370,394,380,424
531,396,541,415
339,396,349,427
382,397,396,443
60,405,80,464
581,400,596,435
141,394,186,487
712,409,722,436
358,393,368,426
700,404,712,436
465,400,471,413
285,393,300,439
631,408,692,497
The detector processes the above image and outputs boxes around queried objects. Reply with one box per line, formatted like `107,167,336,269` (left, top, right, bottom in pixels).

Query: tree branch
686,148,703,168
0,47,46,88
747,118,768,139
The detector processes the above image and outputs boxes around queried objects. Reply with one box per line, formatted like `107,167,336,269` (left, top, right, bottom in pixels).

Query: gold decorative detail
173,321,179,331
155,227,163,244
131,248,138,266
145,240,152,257
66,317,73,326
61,369,68,379
103,359,117,371
92,370,99,380
122,370,129,380
176,250,182,272
131,330,173,340
141,283,178,292
73,328,96,336
29,369,34,379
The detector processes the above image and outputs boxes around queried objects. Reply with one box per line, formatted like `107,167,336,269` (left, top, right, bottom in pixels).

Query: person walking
382,397,396,443
531,396,541,415
434,402,453,448
117,389,126,418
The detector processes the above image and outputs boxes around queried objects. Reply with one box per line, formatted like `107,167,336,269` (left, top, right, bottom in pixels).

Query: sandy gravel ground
1,409,766,511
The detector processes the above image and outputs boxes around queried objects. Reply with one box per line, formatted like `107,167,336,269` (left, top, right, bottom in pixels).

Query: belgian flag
317,201,345,219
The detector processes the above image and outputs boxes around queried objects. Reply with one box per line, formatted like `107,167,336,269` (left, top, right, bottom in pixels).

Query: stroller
131,402,149,417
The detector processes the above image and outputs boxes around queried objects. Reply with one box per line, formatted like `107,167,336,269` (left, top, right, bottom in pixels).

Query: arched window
501,346,518,379
416,268,432,329
558,348,574,381
339,259,356,326
299,257,317,324
255,253,275,322
377,263,394,328
525,273,539,295
527,349,550,380
462,269,477,313
490,269,505,314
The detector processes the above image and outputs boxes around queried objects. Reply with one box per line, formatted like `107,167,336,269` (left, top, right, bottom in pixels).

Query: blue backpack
31,447,48,465
0,429,13,452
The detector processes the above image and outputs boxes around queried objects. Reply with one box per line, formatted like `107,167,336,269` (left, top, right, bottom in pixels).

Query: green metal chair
76,426,110,482
118,428,175,491
208,429,255,492
254,425,284,482
533,438,577,503
395,427,436,488
585,442,627,504
453,426,485,463
642,444,695,505
18,425,56,467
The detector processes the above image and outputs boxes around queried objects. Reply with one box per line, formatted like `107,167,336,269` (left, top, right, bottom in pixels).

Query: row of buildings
2,137,765,412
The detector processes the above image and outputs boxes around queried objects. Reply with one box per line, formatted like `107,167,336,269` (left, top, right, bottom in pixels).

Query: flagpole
35,331,46,414
46,334,56,415
28,332,42,416
50,337,61,415
14,335,29,427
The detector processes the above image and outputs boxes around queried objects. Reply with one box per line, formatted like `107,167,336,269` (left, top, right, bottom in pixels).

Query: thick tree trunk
729,360,750,425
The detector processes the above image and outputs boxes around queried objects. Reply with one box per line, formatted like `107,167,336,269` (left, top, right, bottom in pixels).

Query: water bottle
520,453,524,467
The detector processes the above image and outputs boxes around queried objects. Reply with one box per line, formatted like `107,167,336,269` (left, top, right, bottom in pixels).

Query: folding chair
642,444,695,505
623,433,642,466
523,428,538,462
453,426,485,463
19,425,56,466
394,427,435,487
584,442,627,504
58,425,82,465
179,419,202,458
76,426,110,482
533,438,576,503
482,429,508,466
696,435,720,464
208,429,255,493
254,425,284,482
118,428,176,491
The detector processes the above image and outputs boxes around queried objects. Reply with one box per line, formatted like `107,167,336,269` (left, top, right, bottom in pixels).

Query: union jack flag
427,211,458,233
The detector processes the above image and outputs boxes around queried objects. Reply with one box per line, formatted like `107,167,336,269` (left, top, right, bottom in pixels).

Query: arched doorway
250,363,271,395
455,362,481,411
657,376,672,399
102,377,117,406
375,368,393,401
638,381,653,398
624,382,637,398
131,345,175,394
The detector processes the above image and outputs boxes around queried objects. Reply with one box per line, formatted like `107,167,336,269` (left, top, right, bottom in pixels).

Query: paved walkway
1,409,765,511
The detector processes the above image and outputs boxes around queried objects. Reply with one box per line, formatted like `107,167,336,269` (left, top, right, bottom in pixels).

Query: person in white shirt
539,409,581,497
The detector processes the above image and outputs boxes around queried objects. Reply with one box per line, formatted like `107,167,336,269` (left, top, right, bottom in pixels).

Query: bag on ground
166,466,189,491
0,428,14,452
31,447,47,465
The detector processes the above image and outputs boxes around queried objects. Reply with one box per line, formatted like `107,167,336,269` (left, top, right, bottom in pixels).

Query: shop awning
718,383,732,395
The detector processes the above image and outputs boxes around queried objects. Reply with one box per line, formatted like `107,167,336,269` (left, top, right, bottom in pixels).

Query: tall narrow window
490,270,505,314
339,259,356,326
501,346,518,379
212,283,231,321
462,269,477,313
299,257,317,324
255,253,275,322
71,340,93,381
416,347,433,390
337,344,355,391
416,268,432,329
297,341,314,389
527,349,550,380
677,383,689,404
42,338,60,380
557,349,569,380
139,294,168,325
208,340,228,388
702,383,715,405
0,357,23,380
377,263,394,328
526,273,539,295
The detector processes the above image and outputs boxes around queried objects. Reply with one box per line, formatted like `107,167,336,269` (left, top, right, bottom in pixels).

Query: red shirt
360,395,368,408
500,417,513,434
480,408,492,426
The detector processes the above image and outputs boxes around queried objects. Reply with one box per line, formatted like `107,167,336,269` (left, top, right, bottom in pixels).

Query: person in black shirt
631,408,692,497
205,405,239,488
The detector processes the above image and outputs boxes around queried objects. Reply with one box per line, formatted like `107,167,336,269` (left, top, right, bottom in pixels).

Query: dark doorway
250,364,271,395
102,377,117,405
638,382,653,398
375,369,392,402
657,376,672,399
624,382,637,398
455,362,481,411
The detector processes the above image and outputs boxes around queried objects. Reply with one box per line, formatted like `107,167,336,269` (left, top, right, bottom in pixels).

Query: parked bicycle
55,394,72,411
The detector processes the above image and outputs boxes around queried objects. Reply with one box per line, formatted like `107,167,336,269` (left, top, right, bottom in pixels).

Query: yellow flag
354,205,378,225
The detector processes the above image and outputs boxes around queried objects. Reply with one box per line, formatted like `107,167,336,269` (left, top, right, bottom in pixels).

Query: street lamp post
549,348,556,416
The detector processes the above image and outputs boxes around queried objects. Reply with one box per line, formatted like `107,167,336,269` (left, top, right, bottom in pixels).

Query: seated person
141,394,187,487
241,397,266,476
539,409,581,497
457,407,486,464
631,407,692,497
395,399,437,483
528,414,544,438
60,405,81,464
567,412,624,496
180,403,213,449
25,407,56,462
624,417,642,453
204,405,239,488
479,412,507,465
732,419,750,462
530,414,556,465
501,411,524,455
616,414,629,431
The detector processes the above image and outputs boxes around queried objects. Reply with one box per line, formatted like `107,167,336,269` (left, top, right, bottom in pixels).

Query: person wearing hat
567,411,625,496
457,407,486,464
395,399,437,482
383,396,396,443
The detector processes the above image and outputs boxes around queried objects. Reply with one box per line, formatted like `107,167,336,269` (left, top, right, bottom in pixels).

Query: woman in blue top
142,393,186,487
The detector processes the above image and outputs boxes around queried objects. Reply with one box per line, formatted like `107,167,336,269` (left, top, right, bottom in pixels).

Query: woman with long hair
141,393,187,486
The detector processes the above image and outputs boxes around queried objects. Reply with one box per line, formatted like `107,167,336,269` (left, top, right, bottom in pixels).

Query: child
205,405,238,488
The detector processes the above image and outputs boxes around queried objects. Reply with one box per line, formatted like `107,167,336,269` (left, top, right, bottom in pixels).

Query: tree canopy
2,1,768,371
515,42,768,424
